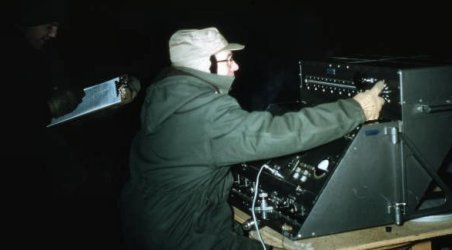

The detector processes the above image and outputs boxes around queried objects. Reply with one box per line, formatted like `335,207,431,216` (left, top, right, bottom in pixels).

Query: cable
251,164,268,250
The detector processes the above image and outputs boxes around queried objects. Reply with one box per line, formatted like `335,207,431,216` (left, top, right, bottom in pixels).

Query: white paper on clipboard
47,77,121,127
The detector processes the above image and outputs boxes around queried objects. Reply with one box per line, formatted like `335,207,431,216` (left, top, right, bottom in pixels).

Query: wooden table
233,207,452,250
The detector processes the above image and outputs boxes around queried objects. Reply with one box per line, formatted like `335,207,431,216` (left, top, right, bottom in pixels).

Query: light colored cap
169,27,245,72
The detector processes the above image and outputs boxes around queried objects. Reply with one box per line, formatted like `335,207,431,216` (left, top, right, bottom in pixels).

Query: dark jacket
3,26,86,247
120,66,365,250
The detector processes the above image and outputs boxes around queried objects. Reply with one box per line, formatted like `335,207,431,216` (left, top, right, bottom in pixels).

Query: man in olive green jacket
120,27,385,250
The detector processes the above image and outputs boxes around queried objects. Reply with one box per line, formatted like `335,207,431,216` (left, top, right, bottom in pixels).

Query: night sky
58,0,452,110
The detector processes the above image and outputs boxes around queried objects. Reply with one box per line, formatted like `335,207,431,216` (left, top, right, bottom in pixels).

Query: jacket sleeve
208,95,366,165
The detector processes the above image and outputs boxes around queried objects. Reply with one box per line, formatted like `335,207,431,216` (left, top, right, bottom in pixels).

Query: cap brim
222,43,245,52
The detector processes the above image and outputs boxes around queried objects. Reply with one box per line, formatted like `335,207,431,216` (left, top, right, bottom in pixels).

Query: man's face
23,22,59,50
214,50,239,76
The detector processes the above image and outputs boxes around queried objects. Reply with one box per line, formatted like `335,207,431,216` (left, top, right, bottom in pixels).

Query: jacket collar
174,66,235,94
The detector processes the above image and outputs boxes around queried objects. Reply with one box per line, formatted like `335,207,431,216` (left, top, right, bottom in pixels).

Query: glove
352,80,386,121
48,86,85,118
127,75,141,96
119,75,141,104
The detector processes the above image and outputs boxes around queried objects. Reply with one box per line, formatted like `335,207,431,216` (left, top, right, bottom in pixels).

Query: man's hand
48,86,85,118
119,76,141,104
353,80,386,121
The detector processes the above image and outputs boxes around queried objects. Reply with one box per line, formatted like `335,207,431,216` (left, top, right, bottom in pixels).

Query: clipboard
47,75,129,127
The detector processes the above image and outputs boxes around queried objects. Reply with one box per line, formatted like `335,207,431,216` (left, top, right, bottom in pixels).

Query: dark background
59,0,452,109
30,0,452,248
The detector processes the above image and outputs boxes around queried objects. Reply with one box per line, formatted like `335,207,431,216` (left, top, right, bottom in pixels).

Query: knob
317,159,329,171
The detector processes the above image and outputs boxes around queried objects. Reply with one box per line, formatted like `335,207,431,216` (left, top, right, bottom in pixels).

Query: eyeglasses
216,56,234,64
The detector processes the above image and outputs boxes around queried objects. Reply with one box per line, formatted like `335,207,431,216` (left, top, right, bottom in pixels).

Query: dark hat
16,0,67,26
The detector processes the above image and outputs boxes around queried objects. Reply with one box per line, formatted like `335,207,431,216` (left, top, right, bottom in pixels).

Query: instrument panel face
300,61,401,121
230,135,355,238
